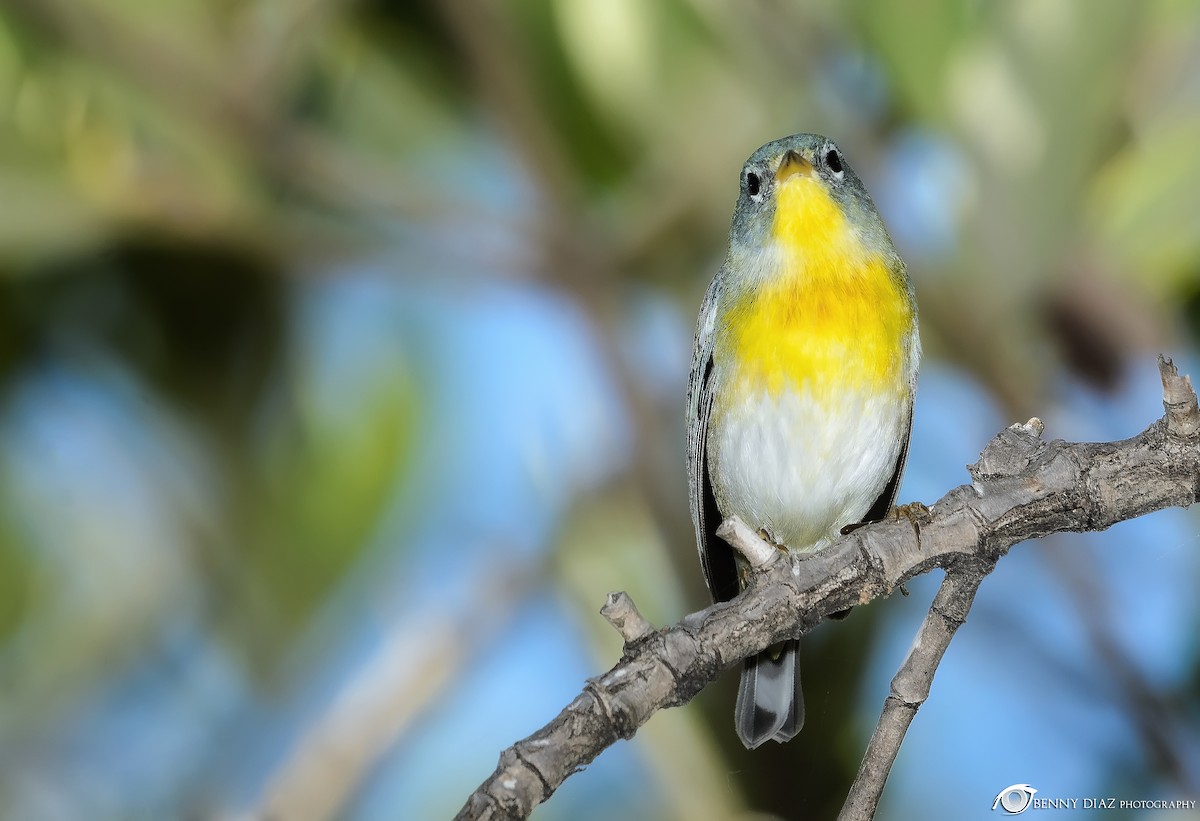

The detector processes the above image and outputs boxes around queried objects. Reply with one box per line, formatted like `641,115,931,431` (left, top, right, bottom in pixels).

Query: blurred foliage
0,0,432,706
0,516,37,644
0,0,1198,818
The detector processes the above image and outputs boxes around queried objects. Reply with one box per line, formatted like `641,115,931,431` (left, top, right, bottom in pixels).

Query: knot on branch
600,592,655,645
1159,355,1200,440
716,516,779,570
968,417,1044,480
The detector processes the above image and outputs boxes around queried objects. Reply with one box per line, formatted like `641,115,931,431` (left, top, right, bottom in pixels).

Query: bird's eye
824,147,844,178
746,171,762,197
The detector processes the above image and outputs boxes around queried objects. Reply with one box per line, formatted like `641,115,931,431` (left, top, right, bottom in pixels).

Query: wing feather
687,272,739,603
861,404,913,524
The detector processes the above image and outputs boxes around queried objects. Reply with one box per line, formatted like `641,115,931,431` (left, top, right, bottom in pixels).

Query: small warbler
686,134,920,749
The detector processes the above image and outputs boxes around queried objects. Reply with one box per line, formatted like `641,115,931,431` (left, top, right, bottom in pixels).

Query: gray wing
687,270,739,603
861,403,913,524
863,304,919,525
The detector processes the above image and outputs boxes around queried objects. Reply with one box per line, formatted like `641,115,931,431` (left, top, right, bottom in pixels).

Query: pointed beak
774,150,814,183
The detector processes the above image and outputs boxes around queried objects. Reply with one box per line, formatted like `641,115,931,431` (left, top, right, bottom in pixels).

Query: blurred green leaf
1090,117,1200,291
0,521,36,645
236,352,419,657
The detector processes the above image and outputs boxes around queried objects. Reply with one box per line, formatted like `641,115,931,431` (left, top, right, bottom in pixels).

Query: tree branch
838,565,987,820
456,356,1200,820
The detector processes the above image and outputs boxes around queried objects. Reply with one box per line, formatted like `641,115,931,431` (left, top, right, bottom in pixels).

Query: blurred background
1,0,1199,818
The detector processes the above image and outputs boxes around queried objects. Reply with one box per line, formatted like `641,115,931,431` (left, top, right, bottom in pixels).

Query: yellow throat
720,173,912,400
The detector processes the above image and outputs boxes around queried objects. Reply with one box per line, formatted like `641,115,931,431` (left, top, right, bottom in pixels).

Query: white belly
708,384,909,551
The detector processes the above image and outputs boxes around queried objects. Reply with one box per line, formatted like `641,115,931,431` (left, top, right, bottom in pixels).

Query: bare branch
255,560,532,821
838,568,988,821
456,358,1200,820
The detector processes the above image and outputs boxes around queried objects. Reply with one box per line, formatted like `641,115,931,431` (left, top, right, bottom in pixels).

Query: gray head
726,133,898,266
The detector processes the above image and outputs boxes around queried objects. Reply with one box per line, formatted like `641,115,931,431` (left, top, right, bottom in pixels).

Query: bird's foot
757,527,790,553
891,501,932,526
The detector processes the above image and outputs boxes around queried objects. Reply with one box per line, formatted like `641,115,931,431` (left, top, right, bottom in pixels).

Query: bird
686,133,920,749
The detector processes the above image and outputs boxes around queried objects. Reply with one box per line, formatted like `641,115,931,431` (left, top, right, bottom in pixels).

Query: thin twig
716,516,780,569
254,559,533,821
600,591,655,645
838,566,988,820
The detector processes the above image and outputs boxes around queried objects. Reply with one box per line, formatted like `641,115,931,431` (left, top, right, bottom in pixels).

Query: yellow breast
718,174,912,401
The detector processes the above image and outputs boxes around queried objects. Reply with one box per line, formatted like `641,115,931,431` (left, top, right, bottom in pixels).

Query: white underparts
708,383,908,551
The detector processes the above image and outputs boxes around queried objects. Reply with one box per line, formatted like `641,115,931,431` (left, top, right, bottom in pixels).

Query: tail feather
734,638,804,749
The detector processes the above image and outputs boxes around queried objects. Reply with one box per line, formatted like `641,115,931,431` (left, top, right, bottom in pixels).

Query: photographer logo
993,784,1038,814
990,785,1195,813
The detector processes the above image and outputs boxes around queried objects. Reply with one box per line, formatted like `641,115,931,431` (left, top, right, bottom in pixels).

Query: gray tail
734,638,803,749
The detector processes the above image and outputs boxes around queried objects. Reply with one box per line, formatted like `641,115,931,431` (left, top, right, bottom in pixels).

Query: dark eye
746,171,761,196
825,148,844,175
